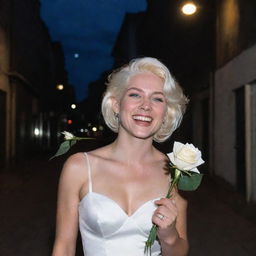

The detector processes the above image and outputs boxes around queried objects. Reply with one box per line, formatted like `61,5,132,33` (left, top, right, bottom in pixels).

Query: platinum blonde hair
101,57,189,142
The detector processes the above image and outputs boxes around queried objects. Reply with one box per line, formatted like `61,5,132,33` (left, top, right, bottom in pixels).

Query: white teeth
133,115,152,122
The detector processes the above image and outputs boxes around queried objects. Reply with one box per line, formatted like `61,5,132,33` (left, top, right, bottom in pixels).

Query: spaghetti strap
84,152,92,193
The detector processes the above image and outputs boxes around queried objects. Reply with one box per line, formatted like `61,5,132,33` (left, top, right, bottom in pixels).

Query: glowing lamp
34,128,40,136
56,84,64,90
181,2,197,15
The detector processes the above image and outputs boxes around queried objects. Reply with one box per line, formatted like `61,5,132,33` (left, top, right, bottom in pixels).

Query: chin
132,131,157,141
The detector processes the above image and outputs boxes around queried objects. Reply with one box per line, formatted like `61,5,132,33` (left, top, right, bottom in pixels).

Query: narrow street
1,147,256,256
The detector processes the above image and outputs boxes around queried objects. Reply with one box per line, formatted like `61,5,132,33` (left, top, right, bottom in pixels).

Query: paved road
1,150,256,255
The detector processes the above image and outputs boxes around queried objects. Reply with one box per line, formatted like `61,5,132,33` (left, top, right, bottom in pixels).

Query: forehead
127,72,164,91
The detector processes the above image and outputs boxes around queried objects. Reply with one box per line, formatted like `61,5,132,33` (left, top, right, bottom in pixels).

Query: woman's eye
128,93,140,98
153,97,164,102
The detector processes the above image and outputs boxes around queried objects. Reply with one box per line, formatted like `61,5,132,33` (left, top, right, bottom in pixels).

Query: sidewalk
185,177,256,256
1,156,256,256
0,156,61,256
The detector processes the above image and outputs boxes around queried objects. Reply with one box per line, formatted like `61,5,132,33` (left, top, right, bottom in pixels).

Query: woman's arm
52,153,87,256
153,191,189,256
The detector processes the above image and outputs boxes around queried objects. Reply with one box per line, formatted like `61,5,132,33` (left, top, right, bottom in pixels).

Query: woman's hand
152,193,189,256
153,197,179,242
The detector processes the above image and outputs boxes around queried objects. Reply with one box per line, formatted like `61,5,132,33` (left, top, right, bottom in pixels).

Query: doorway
0,90,6,168
244,83,256,202
235,86,246,195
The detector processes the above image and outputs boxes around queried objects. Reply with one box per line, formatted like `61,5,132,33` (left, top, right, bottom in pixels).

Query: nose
139,98,151,111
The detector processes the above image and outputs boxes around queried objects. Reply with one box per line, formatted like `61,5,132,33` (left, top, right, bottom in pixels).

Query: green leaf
70,140,77,147
178,173,203,191
50,140,74,160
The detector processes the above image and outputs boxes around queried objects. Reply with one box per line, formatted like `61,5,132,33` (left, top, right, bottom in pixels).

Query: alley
1,148,256,256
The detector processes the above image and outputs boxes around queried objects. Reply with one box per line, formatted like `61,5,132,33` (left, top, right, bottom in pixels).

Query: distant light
67,119,72,125
181,2,197,15
92,127,97,132
84,128,88,132
34,128,40,136
56,84,64,90
74,53,79,58
80,128,84,132
99,125,104,131
71,104,76,109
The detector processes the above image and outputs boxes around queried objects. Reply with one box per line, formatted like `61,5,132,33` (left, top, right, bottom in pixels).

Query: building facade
0,0,68,167
214,0,256,202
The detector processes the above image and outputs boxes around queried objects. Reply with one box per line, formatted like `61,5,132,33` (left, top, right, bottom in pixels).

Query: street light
34,128,40,136
181,1,197,16
56,84,64,90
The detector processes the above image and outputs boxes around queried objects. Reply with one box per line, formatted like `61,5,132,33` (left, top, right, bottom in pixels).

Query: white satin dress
79,153,162,256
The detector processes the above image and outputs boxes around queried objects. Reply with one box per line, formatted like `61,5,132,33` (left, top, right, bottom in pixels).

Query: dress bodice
79,153,162,256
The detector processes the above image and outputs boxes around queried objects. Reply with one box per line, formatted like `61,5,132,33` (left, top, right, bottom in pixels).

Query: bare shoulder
89,144,111,155
87,144,113,162
153,147,168,160
62,152,87,173
59,152,88,189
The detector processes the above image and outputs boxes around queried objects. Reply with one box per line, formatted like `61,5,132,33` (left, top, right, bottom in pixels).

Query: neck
110,132,155,164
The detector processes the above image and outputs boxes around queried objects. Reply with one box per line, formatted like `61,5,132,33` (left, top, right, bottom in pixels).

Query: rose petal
190,168,200,173
182,158,205,170
197,158,205,166
173,141,185,156
173,157,191,170
169,142,205,171
167,153,176,165
62,131,74,140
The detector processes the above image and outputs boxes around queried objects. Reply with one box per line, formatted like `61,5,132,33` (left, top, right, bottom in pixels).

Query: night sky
40,0,147,101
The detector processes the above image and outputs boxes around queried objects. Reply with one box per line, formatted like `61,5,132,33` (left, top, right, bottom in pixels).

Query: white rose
167,141,204,173
62,131,74,140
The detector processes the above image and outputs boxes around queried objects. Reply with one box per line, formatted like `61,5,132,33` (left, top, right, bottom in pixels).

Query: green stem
166,169,181,198
68,137,94,141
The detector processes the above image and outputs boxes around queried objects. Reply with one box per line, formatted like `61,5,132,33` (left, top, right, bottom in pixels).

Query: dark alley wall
0,0,68,165
216,0,256,67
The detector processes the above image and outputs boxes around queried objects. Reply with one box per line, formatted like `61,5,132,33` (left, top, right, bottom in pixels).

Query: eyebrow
126,87,164,96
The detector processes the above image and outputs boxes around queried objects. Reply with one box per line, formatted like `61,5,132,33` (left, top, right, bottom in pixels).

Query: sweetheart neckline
79,191,162,218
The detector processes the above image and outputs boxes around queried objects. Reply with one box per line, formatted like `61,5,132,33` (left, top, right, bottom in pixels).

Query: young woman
52,57,189,256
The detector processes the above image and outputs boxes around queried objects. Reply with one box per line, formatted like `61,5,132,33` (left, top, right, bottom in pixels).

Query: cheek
158,104,167,117
119,100,129,113
118,102,131,121
120,97,137,112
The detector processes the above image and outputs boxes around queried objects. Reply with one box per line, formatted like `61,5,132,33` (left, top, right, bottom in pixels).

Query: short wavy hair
101,57,188,142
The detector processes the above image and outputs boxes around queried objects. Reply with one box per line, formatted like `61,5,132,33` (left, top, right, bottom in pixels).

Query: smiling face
112,72,167,141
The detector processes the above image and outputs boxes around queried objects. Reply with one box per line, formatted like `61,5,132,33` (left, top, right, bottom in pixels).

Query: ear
111,96,120,114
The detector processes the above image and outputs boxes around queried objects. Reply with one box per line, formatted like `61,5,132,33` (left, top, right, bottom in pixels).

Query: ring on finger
156,213,165,220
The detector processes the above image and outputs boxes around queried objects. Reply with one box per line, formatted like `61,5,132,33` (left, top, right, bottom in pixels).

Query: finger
156,206,178,222
155,198,170,206
156,213,165,220
152,211,176,229
154,201,178,223
155,198,177,210
152,212,167,228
